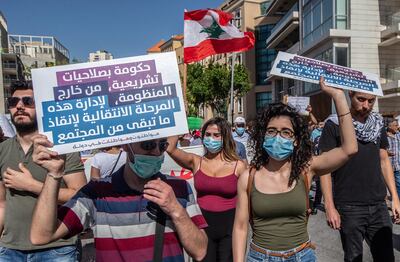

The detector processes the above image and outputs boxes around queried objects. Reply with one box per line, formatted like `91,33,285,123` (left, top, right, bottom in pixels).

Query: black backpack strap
153,211,166,262
152,174,189,261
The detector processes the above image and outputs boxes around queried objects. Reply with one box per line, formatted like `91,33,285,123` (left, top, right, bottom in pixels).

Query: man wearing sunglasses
0,81,86,261
30,135,208,262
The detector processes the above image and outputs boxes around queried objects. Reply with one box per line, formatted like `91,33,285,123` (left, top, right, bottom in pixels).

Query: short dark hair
10,80,33,96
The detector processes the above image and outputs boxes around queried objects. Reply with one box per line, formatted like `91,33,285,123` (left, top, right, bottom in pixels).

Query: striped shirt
58,166,207,262
388,132,400,171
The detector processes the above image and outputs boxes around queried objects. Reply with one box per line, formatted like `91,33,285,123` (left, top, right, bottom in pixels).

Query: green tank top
251,175,309,251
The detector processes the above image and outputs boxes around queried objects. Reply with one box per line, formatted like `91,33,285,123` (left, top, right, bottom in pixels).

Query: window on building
302,0,333,48
288,79,296,95
334,45,348,66
255,24,277,85
303,47,333,94
236,54,242,65
335,0,348,29
275,79,284,101
260,1,273,15
234,9,241,28
237,97,243,113
256,92,272,112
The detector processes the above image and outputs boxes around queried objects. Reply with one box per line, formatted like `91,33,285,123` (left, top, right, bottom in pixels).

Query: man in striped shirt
29,136,208,262
387,119,400,198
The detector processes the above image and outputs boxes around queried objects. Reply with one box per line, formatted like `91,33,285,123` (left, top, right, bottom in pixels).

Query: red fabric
194,170,238,212
184,33,255,63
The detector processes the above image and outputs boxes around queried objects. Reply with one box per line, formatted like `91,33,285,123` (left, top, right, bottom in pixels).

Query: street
80,208,400,261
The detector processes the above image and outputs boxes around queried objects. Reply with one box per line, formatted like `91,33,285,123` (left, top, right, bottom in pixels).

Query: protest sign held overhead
271,51,383,96
31,52,188,154
287,96,310,116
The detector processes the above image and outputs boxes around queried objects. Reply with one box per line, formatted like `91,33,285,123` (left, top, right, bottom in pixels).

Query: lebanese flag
184,9,255,63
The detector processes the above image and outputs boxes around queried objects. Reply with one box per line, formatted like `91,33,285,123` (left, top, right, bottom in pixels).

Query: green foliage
186,60,251,118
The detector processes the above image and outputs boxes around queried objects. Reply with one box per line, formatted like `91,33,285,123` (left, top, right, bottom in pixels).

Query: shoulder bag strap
153,212,166,262
247,168,256,229
302,172,312,219
107,151,123,177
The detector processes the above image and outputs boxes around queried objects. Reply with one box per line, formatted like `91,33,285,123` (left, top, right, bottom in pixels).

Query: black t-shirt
319,120,388,205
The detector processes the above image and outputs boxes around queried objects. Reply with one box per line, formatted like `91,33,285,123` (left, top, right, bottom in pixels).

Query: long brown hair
201,117,239,162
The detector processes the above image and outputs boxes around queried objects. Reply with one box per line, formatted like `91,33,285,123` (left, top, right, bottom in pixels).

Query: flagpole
230,53,236,124
183,62,188,114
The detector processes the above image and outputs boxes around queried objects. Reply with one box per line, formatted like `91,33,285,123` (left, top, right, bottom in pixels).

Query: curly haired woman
233,78,358,262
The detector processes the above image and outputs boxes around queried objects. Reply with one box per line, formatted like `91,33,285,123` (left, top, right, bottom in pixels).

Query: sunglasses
7,96,35,108
140,140,169,152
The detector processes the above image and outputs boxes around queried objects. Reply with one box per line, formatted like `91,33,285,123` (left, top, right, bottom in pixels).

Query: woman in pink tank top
167,117,246,262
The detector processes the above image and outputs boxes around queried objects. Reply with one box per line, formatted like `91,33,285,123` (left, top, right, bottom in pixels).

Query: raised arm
311,77,357,176
30,134,70,245
166,135,201,171
233,169,250,261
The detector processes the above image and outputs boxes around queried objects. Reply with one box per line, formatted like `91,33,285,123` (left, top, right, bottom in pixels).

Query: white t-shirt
91,151,127,178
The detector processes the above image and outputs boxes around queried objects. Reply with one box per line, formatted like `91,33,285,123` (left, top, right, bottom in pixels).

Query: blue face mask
236,127,245,136
128,154,165,179
263,135,294,161
203,137,223,154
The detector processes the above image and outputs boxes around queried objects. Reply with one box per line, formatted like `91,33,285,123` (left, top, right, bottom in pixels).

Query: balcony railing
2,63,17,69
270,3,299,34
385,67,400,82
386,12,400,28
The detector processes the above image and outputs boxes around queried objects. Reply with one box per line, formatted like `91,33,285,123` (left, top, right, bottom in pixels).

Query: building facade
0,13,24,114
218,0,277,121
265,0,400,120
89,50,113,62
8,34,69,75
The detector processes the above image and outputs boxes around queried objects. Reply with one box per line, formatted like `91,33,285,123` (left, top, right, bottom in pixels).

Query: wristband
338,111,351,118
47,173,63,180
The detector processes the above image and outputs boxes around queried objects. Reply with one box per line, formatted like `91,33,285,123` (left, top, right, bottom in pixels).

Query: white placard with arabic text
287,96,310,115
271,51,383,96
32,52,188,154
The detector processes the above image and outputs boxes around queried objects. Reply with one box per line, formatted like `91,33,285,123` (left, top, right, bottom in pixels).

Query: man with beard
319,91,400,262
0,81,86,261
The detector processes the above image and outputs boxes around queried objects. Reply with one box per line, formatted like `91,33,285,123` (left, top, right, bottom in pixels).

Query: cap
234,116,246,124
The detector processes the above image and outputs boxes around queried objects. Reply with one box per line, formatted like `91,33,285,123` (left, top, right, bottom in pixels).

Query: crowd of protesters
0,78,399,262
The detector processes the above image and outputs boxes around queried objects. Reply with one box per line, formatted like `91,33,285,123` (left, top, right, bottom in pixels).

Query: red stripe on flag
212,9,233,26
184,9,233,26
184,9,209,21
184,32,255,63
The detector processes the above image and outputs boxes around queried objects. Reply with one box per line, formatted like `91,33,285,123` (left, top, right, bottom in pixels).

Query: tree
186,61,251,118
203,62,230,116
186,63,209,117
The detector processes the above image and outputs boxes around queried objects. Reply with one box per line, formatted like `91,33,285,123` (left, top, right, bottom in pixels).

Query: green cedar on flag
184,9,255,63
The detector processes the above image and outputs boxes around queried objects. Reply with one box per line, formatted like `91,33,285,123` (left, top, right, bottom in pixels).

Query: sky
1,0,221,61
